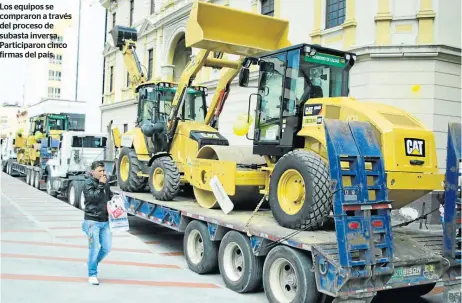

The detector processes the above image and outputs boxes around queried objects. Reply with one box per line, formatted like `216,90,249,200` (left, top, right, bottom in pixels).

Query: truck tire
263,245,320,303
183,220,219,274
269,150,332,230
117,147,147,192
218,231,263,293
46,168,58,197
68,181,83,208
148,156,180,201
26,169,31,185
376,282,436,300
34,171,41,189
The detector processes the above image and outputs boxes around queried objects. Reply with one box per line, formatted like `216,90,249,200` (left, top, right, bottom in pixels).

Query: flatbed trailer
111,120,461,303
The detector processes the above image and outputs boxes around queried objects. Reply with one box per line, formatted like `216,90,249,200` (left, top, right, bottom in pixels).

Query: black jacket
83,174,113,222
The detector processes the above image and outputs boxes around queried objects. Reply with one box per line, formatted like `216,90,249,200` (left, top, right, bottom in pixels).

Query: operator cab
136,81,208,154
239,43,357,157
136,82,207,127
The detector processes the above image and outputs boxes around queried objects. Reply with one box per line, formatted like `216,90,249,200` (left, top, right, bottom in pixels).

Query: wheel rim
69,186,75,205
269,258,298,303
152,167,164,191
223,242,244,282
187,230,204,264
277,169,305,215
119,155,130,182
80,192,85,209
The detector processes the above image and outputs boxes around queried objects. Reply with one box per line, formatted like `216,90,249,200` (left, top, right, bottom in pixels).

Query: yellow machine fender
189,145,267,210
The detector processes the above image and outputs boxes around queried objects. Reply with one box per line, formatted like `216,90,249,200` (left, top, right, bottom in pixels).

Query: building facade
23,0,106,131
98,0,461,173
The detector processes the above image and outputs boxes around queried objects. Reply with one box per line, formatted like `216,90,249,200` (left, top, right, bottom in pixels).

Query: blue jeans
82,220,112,277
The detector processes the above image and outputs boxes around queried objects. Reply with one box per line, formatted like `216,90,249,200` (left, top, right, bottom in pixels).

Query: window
127,71,130,87
130,0,134,26
326,0,346,29
47,87,61,98
56,71,61,81
109,66,114,93
49,70,55,80
123,124,128,132
147,49,153,80
112,12,116,29
256,52,286,142
261,0,274,16
72,136,107,148
150,0,155,14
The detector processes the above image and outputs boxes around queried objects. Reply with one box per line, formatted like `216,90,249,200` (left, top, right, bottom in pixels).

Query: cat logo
405,138,425,157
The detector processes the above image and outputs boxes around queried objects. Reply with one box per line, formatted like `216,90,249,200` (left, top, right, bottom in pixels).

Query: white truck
7,131,115,208
1,135,17,174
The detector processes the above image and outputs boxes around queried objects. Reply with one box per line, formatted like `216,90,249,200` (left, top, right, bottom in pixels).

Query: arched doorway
172,35,192,82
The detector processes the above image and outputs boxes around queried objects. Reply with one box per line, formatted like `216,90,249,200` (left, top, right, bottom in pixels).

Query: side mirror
239,68,250,87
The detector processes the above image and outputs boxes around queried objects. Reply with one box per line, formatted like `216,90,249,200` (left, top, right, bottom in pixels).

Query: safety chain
244,194,268,236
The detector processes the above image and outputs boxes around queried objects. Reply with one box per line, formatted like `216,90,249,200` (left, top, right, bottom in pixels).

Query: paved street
0,172,448,303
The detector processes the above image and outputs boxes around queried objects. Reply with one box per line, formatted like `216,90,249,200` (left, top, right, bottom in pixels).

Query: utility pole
75,0,82,101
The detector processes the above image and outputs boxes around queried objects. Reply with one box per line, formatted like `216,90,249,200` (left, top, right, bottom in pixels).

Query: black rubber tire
148,156,180,201
263,245,320,303
46,167,58,197
117,147,147,192
68,181,84,208
183,220,219,274
269,150,332,230
376,282,436,300
218,231,263,293
34,171,41,189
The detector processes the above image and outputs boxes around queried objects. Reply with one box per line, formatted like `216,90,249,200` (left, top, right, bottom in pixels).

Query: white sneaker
88,276,99,285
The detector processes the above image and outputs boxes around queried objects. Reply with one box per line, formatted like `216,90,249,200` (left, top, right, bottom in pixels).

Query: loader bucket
186,1,292,57
111,25,138,49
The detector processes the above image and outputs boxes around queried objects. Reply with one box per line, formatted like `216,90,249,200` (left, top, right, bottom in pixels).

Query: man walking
82,161,113,285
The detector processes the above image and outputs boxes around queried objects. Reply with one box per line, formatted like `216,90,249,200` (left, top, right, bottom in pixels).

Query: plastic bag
107,194,129,233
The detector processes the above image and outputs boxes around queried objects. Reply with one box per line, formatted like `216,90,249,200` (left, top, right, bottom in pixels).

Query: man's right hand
100,175,107,184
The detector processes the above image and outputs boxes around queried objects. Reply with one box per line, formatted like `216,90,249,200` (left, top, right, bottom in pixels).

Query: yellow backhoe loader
110,25,217,199
155,1,444,230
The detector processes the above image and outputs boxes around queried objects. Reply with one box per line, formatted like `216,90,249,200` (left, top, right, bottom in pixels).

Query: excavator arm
166,0,292,138
111,25,146,93
167,49,243,135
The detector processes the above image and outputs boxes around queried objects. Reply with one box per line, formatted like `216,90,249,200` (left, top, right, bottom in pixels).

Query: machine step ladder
443,122,461,265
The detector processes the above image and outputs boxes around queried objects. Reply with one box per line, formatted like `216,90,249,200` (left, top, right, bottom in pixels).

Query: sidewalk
0,172,267,303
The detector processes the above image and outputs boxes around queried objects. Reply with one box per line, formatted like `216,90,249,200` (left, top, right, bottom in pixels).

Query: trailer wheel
376,282,436,300
218,231,263,293
68,181,83,208
263,245,320,303
117,147,147,192
31,171,36,186
183,220,218,274
46,168,58,197
34,171,41,189
148,156,180,201
269,150,332,230
26,169,31,184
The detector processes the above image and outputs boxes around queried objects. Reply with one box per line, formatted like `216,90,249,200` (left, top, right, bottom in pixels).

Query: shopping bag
107,194,130,234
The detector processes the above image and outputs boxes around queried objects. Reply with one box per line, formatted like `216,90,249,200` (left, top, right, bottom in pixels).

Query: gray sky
0,0,99,105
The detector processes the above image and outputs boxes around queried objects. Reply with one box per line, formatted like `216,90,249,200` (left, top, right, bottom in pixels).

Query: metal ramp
312,119,394,299
443,122,461,265
442,122,462,303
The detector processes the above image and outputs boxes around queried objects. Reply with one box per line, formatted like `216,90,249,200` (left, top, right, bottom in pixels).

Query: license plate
447,289,461,303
